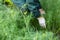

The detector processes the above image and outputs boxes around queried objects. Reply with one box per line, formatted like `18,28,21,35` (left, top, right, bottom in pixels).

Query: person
12,0,46,28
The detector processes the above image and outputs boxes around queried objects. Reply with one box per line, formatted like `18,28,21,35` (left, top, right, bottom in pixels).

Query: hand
39,9,45,15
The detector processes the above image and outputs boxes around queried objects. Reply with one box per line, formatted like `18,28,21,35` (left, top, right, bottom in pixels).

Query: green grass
0,0,60,40
40,0,60,33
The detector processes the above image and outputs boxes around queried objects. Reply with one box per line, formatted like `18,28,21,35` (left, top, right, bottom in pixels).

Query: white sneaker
37,17,46,28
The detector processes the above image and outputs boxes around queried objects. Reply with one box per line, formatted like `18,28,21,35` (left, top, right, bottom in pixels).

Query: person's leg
31,8,46,28
12,0,26,7
37,9,46,28
27,3,46,28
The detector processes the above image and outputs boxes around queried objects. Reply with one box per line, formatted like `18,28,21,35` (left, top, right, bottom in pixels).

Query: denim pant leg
32,9,41,18
28,4,41,18
12,0,26,7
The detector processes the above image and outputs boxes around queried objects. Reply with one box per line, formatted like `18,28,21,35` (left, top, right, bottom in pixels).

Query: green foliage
40,0,60,33
0,0,60,40
2,0,13,6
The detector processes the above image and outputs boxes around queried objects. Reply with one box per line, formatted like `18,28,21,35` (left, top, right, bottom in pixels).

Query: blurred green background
0,0,60,40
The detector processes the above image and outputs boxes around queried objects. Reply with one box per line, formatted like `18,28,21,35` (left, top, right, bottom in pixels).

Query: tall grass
0,0,60,40
40,0,60,33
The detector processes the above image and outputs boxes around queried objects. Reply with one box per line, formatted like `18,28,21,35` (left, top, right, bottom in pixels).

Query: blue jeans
12,0,41,18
